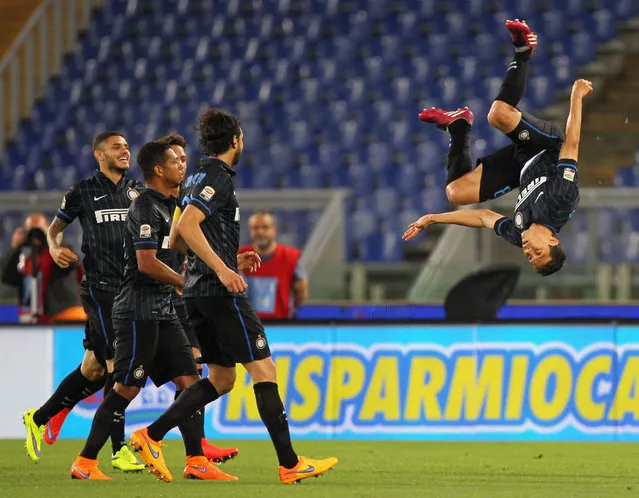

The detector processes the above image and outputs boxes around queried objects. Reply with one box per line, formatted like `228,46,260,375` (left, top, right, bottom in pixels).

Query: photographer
1,213,86,323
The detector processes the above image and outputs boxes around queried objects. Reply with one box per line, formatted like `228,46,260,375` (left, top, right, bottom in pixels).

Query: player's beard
254,237,273,252
105,154,129,173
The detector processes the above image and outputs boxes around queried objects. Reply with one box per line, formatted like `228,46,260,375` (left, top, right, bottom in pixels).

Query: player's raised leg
487,19,537,134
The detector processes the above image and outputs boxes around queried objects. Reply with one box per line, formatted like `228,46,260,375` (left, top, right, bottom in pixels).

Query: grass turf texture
0,440,637,497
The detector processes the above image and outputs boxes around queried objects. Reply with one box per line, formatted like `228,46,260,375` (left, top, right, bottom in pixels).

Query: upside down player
70,141,239,481
23,132,144,471
157,132,240,463
129,109,337,484
404,20,593,276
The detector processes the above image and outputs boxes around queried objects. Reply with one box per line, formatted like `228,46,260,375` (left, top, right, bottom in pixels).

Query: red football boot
201,439,239,463
44,407,71,445
418,107,474,130
505,19,538,55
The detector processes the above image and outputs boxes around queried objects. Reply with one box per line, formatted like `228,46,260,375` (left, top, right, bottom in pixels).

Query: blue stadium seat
3,0,636,260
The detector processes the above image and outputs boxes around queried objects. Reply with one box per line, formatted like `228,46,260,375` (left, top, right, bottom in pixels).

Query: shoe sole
129,441,172,483
208,451,238,464
281,466,337,485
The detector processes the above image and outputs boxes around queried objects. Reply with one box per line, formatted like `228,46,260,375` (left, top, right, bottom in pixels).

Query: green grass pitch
0,439,637,497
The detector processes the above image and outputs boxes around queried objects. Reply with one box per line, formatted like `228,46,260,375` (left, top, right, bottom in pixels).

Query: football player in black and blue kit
404,20,593,276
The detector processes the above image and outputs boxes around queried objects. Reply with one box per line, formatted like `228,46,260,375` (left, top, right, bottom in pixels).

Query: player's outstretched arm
177,205,248,293
402,209,504,241
136,249,185,287
47,217,78,268
559,79,593,161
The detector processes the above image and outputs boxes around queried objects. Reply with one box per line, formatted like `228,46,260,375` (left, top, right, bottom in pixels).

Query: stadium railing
409,187,639,302
0,188,349,299
0,0,101,154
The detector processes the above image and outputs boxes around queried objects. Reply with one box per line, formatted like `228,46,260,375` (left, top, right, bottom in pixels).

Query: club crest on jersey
127,189,140,200
515,212,524,228
518,130,530,141
133,367,145,379
200,186,215,201
563,168,575,182
256,336,267,350
140,224,152,238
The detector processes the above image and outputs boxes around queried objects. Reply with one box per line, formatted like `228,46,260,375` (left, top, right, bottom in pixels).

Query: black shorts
80,285,116,367
174,294,200,351
112,318,197,388
185,295,271,367
478,112,566,202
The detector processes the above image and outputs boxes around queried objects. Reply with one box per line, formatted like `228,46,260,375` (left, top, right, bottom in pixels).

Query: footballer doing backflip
404,20,593,276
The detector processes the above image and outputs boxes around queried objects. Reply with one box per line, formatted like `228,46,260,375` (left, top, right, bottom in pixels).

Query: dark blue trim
190,197,212,215
56,209,73,221
557,163,578,170
496,218,508,235
544,224,557,234
124,321,137,384
88,287,109,345
520,118,558,139
233,297,254,361
134,240,158,246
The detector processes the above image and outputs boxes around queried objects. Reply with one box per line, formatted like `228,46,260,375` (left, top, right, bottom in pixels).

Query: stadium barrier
4,323,639,440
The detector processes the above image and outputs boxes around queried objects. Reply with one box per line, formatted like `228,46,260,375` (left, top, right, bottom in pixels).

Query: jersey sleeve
494,217,523,247
130,197,160,250
187,171,231,216
56,183,82,223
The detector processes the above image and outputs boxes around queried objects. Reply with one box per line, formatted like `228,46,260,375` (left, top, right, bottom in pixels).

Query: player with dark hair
70,141,237,481
130,109,338,484
404,21,593,276
157,132,240,463
23,131,144,471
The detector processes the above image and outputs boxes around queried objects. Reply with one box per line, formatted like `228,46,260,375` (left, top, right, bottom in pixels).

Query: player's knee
81,356,105,381
114,383,139,401
488,101,516,131
445,181,473,206
208,371,236,396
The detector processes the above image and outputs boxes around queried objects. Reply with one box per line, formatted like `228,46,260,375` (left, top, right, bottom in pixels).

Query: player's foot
23,409,44,462
112,445,145,472
279,456,339,485
183,455,239,481
70,456,111,480
418,107,474,130
202,439,239,463
129,428,172,483
43,407,70,445
505,19,538,55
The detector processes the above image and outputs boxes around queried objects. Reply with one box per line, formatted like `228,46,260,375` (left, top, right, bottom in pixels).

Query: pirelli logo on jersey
514,176,547,210
95,209,129,223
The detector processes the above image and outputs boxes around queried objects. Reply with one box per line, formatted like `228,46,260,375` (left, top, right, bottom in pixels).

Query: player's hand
218,266,248,293
50,245,79,268
571,79,593,100
10,227,25,249
402,214,435,241
237,251,261,273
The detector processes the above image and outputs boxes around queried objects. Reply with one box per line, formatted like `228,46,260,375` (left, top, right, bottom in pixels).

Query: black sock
104,373,126,454
80,390,131,460
446,120,473,186
253,382,298,469
33,365,96,426
174,390,205,457
196,368,207,438
495,56,529,108
147,378,219,442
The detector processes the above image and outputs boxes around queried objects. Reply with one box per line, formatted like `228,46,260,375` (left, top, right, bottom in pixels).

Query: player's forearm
178,220,227,274
561,96,584,159
294,280,309,306
138,258,185,287
430,209,497,229
169,227,189,256
47,217,67,249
